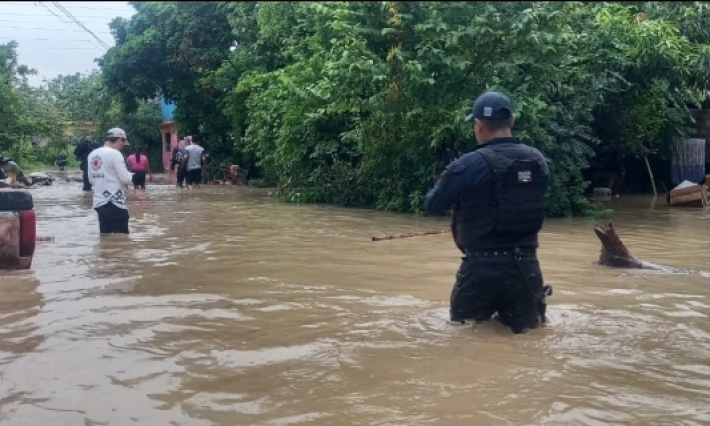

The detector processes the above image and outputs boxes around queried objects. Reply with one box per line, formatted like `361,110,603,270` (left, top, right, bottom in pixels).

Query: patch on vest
518,170,533,183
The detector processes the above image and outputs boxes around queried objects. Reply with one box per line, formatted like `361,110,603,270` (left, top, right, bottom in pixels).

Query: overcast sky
0,1,136,87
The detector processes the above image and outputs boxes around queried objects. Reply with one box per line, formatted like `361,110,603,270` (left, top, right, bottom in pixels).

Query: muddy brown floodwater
1,179,710,426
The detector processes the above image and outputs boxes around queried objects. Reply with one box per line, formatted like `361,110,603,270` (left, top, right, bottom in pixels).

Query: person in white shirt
87,128,134,234
184,134,205,189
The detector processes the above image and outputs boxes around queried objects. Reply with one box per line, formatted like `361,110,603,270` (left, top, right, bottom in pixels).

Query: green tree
0,41,65,166
41,71,162,170
100,2,236,157
98,1,710,217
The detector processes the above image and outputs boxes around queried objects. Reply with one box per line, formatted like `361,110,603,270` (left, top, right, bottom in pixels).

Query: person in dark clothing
169,135,183,180
172,138,189,188
201,150,213,184
55,151,68,171
424,91,552,334
74,137,100,191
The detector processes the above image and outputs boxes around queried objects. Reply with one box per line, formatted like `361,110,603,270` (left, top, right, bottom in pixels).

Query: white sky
0,1,136,87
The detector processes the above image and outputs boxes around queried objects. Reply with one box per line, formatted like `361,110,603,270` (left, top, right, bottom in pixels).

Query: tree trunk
593,222,669,270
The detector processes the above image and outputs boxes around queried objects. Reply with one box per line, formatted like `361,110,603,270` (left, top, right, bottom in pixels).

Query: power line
0,36,95,42
0,12,118,19
34,0,106,52
50,1,109,50
0,25,111,34
0,1,131,11
19,47,102,50
36,1,74,28
0,18,112,26
32,1,106,51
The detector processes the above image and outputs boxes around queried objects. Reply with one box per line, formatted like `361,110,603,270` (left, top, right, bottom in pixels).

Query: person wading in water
172,138,189,189
126,147,153,190
424,91,552,334
74,137,100,191
169,135,183,181
87,128,134,234
55,151,68,171
184,135,205,190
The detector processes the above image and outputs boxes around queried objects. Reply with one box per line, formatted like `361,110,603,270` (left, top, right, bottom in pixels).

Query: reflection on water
0,181,709,425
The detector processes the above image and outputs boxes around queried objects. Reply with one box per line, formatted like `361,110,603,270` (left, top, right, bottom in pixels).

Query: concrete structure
160,95,178,173
31,121,98,148
63,121,98,139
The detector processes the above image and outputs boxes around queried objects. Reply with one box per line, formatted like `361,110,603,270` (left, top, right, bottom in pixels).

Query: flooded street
1,180,710,426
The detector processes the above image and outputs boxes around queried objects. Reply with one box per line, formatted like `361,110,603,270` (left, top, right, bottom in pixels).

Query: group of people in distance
168,134,206,190
84,128,208,235
75,136,153,191
74,133,208,193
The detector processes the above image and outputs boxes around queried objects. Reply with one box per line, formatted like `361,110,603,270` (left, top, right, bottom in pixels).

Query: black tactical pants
95,203,130,234
81,161,92,191
450,248,545,334
176,166,187,188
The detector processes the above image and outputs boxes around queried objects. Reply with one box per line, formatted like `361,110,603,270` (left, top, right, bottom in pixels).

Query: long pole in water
371,229,450,241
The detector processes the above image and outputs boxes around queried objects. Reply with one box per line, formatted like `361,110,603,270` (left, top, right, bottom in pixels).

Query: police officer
74,137,100,191
424,91,552,334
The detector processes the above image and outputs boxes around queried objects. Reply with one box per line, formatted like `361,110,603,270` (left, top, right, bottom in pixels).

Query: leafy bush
97,2,710,217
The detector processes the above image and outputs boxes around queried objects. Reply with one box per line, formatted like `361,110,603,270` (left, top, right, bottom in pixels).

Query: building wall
160,121,177,173
160,95,176,121
63,121,98,138
159,95,178,173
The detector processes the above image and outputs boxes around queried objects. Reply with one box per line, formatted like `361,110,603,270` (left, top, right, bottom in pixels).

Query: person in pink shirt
126,147,153,190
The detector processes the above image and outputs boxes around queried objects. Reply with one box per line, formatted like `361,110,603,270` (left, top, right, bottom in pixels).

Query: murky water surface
1,177,709,425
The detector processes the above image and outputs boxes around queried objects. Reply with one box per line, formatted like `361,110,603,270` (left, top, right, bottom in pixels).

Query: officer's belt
464,248,537,257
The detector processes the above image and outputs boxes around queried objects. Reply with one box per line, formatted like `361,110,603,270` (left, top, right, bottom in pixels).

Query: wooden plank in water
668,184,707,207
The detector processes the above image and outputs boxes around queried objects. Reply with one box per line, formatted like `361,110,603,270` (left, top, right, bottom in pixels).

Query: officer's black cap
464,91,513,122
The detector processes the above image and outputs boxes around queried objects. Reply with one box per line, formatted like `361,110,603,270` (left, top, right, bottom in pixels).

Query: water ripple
0,184,708,425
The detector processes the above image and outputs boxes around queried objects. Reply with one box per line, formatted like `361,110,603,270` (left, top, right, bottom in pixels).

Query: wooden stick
372,229,450,241
644,156,657,196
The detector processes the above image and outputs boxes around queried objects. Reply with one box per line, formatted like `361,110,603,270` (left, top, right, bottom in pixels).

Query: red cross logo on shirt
90,156,103,171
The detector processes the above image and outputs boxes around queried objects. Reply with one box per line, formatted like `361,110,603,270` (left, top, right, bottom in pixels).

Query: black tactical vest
455,139,549,250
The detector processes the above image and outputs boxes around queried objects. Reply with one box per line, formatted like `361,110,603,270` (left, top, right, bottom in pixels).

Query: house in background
160,95,178,173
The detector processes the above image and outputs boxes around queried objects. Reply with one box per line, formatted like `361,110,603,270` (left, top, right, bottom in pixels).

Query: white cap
106,127,129,145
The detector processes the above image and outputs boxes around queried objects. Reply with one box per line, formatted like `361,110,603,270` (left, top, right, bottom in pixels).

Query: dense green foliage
0,41,60,167
9,2,710,217
99,1,710,217
0,42,161,171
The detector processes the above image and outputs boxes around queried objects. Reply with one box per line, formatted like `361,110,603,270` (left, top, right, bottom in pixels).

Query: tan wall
160,121,178,173
62,121,98,139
